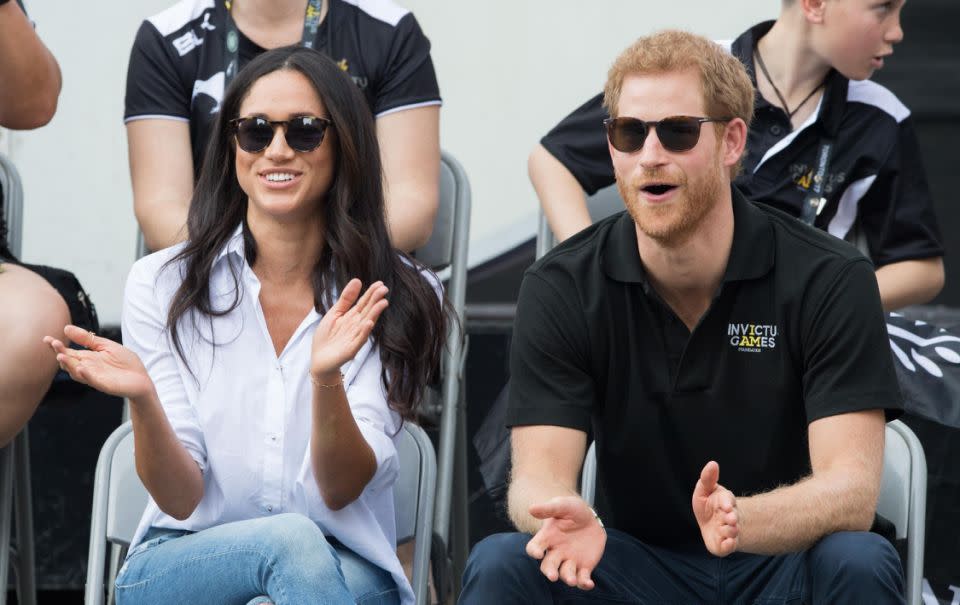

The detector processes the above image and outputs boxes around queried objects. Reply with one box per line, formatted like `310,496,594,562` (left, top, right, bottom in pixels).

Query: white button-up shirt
122,228,414,604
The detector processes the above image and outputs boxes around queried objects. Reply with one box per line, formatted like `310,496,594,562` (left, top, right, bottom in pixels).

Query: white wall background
6,1,769,323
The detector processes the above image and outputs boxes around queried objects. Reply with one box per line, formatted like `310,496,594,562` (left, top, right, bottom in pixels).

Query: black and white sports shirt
124,0,441,172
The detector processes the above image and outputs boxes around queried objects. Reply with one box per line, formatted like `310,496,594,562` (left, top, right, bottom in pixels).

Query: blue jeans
115,513,400,605
460,528,905,604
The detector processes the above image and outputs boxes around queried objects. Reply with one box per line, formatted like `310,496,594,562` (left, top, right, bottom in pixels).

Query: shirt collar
213,224,246,266
601,186,774,287
731,20,847,137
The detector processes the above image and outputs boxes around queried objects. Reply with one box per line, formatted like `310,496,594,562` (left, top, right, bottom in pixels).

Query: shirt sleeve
856,116,944,267
121,256,208,471
801,258,904,423
124,20,191,123
372,12,441,117
540,92,616,196
505,272,595,432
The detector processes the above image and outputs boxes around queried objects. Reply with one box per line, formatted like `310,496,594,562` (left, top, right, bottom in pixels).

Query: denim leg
460,530,716,605
806,531,905,605
115,513,356,605
333,541,401,605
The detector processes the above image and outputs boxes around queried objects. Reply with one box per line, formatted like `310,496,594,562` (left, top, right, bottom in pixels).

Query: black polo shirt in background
540,21,942,268
505,187,903,549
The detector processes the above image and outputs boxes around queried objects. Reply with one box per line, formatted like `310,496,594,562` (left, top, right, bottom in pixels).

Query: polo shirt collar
731,20,847,137
601,186,774,286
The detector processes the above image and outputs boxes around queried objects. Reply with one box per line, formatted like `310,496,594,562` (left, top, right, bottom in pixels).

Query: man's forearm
736,470,877,555
507,473,581,534
875,257,944,311
528,144,592,243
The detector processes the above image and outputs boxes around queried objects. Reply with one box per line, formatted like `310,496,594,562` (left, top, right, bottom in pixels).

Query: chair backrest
579,420,928,605
0,152,24,258
879,419,927,605
395,422,437,605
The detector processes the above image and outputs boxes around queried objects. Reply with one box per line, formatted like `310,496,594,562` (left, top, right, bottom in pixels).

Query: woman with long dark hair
45,46,445,605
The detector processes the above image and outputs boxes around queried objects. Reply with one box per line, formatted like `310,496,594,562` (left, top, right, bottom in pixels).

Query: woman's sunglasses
604,116,731,153
230,116,333,153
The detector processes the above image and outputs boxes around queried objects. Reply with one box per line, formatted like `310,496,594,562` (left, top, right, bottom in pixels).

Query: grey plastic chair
879,419,928,605
0,152,37,605
580,419,928,605
85,421,438,605
416,150,471,591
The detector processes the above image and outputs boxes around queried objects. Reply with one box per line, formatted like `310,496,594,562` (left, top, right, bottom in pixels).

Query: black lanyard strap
223,0,325,84
799,138,833,226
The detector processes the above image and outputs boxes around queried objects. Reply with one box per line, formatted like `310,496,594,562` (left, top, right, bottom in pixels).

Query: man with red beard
459,30,906,605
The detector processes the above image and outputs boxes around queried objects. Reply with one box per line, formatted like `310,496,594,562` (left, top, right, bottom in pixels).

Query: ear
799,0,828,24
721,118,748,171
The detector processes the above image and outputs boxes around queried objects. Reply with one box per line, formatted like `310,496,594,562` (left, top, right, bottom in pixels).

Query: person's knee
810,531,904,587
260,513,330,560
0,267,69,445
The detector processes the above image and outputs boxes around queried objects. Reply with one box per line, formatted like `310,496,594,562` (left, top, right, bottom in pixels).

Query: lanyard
799,138,834,226
223,0,325,84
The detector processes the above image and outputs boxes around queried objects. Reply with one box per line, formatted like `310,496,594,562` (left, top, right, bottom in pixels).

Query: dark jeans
459,528,905,605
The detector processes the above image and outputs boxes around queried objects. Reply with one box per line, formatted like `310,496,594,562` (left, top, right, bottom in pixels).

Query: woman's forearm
309,371,377,510
130,388,204,520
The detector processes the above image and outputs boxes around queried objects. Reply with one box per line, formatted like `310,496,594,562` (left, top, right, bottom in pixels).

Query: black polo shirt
505,187,903,549
539,21,942,268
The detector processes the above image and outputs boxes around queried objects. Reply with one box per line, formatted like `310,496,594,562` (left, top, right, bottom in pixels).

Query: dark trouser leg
726,531,905,605
459,529,717,605
806,531,905,605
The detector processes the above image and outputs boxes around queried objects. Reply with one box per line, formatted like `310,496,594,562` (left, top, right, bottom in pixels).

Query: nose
885,13,904,44
264,124,295,160
636,128,670,170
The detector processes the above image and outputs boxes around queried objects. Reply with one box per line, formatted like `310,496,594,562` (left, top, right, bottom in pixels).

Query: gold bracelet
310,371,344,389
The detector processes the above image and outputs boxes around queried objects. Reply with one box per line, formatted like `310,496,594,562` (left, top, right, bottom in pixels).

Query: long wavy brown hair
163,46,446,419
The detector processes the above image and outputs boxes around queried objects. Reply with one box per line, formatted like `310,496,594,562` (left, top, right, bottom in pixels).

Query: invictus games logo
728,323,778,352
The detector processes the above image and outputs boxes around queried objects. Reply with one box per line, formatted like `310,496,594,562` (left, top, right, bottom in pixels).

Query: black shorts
0,254,99,333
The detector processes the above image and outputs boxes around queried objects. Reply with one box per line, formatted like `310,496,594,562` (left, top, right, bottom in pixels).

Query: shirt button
770,125,783,136
267,505,273,512
271,435,277,442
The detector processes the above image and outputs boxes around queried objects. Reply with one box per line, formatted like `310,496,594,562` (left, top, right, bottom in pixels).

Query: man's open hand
526,496,606,590
692,461,740,557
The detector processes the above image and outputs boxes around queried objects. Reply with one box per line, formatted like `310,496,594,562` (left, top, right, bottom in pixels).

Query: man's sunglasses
230,116,333,153
604,116,731,153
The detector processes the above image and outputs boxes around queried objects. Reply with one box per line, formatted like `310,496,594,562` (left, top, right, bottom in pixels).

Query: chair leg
0,442,14,605
13,429,35,605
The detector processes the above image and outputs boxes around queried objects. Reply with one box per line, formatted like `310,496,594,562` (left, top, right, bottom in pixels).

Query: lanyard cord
223,0,325,84
754,47,824,120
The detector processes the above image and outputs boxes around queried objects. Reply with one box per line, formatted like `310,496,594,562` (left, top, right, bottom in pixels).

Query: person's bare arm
696,409,886,556
126,119,195,251
528,144,592,243
0,1,60,129
507,424,587,533
46,326,203,520
875,257,944,311
377,105,440,252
